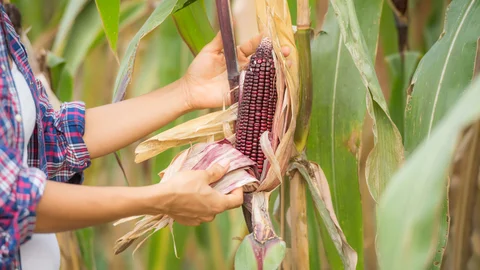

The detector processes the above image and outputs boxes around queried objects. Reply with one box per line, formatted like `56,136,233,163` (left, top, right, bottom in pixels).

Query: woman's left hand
182,32,292,111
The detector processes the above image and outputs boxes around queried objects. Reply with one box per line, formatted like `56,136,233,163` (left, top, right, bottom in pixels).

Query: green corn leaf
403,0,480,267
46,52,66,92
52,0,89,55
408,0,449,52
379,1,399,57
329,0,404,201
308,0,384,267
75,228,96,270
378,75,480,270
386,52,421,136
62,1,101,74
45,52,73,102
234,235,260,270
424,0,449,50
112,0,179,103
12,0,46,40
172,0,215,56
94,0,119,58
90,1,148,60
58,1,146,77
404,0,480,154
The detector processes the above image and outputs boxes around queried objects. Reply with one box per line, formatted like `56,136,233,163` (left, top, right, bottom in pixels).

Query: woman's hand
148,163,243,226
182,32,292,110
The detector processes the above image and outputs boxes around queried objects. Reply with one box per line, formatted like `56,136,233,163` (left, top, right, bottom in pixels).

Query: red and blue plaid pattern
0,5,91,269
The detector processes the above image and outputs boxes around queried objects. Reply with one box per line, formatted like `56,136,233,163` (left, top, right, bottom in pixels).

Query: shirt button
15,114,22,122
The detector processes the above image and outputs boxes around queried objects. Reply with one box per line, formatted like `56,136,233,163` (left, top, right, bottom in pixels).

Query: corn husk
135,103,238,163
113,138,260,254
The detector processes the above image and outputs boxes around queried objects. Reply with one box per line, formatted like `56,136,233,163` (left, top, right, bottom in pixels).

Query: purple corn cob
235,38,277,175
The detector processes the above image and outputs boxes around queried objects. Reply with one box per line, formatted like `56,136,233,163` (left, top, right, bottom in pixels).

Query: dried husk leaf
253,0,299,192
289,160,358,270
114,139,259,254
134,103,238,163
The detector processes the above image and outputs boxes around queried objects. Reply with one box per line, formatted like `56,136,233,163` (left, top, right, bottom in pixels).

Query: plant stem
293,28,313,152
290,171,310,269
215,0,239,102
288,0,314,268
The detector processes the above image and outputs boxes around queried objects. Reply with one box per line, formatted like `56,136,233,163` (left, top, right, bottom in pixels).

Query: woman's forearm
83,79,190,159
34,181,163,233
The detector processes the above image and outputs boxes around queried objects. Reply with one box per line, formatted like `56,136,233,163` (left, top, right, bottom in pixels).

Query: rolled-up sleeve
0,145,46,264
36,80,91,183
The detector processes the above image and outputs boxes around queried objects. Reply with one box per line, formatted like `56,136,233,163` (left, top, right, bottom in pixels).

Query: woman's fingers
237,34,263,58
281,46,291,57
218,187,244,212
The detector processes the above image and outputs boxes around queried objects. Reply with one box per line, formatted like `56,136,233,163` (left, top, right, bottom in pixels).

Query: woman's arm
35,180,153,232
35,163,242,232
83,79,189,159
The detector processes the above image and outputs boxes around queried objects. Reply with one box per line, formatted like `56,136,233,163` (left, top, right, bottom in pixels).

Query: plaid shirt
0,5,91,269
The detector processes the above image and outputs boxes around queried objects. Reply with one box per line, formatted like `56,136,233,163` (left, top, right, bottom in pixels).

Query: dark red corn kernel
235,38,277,176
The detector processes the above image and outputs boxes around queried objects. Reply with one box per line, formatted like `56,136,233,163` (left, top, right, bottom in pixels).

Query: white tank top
11,61,61,270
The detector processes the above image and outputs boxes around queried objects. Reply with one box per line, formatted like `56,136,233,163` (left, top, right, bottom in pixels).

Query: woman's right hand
147,163,244,226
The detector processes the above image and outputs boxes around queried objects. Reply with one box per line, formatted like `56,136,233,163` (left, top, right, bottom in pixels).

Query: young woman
0,3,291,270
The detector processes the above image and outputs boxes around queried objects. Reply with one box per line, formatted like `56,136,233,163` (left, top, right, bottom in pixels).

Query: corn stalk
285,0,313,268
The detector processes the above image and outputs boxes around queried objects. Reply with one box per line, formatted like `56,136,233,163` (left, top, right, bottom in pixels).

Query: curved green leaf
46,52,72,102
404,0,480,153
424,0,449,50
76,228,96,270
234,235,259,270
308,0,384,267
379,0,399,57
94,0,119,57
403,1,480,268
58,1,146,75
48,1,147,103
172,0,215,56
386,52,421,136
90,1,148,53
234,235,286,270
52,0,89,55
378,75,480,270
112,0,179,103
62,1,102,74
329,0,404,201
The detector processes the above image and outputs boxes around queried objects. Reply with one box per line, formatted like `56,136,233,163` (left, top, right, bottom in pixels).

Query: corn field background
12,0,480,269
